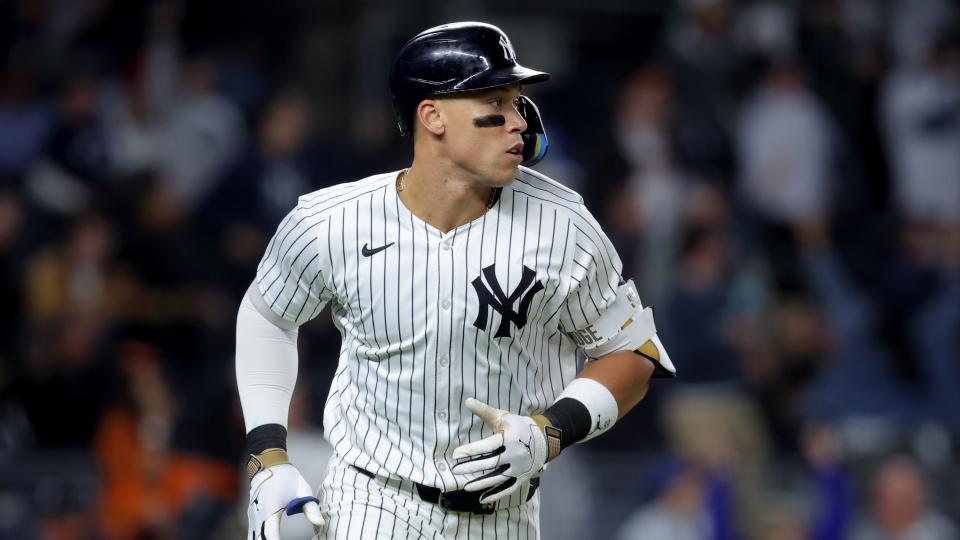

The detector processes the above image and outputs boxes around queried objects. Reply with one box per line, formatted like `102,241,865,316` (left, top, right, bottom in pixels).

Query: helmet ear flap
518,96,548,166
393,96,417,136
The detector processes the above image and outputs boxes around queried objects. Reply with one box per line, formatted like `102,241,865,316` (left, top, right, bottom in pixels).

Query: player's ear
416,99,445,136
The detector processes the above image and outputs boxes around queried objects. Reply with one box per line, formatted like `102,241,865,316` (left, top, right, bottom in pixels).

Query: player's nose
506,102,527,134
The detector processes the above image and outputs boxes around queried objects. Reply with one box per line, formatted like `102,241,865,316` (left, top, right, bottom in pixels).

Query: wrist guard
246,448,292,480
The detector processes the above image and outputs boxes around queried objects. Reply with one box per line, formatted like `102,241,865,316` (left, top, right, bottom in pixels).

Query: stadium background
1,0,959,538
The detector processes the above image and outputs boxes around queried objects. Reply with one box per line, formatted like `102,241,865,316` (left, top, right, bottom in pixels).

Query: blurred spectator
105,15,244,212
887,0,957,66
103,65,165,181
664,0,740,182
798,221,927,427
164,374,242,540
203,89,316,233
0,49,53,177
23,212,128,327
748,294,832,452
198,89,328,300
25,65,110,221
616,459,722,540
795,0,885,215
736,56,835,289
796,217,960,443
910,250,960,433
634,416,851,540
102,0,179,182
880,28,960,228
96,336,241,540
850,455,959,540
661,387,769,539
615,66,688,305
14,311,116,449
659,197,747,385
117,175,220,323
14,213,125,449
158,53,244,209
733,3,797,60
95,339,176,540
802,424,852,540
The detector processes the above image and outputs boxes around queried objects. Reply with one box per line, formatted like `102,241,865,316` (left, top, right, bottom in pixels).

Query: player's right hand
451,398,548,504
247,463,324,539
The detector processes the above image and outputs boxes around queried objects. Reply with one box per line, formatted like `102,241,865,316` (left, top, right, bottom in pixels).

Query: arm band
542,398,591,449
567,279,676,377
246,423,288,455
245,424,291,480
541,377,620,452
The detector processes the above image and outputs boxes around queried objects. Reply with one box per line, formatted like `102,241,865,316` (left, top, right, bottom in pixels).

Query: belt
351,466,539,515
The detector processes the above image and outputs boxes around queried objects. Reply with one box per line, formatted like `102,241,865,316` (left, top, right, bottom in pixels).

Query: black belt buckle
435,489,496,515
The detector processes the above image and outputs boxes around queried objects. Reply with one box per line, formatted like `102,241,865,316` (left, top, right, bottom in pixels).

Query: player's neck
398,162,496,233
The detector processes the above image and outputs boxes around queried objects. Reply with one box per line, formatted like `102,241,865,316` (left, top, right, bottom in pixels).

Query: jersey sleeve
557,204,624,334
254,203,333,326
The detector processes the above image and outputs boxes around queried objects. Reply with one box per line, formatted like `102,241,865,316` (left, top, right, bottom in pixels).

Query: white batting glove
451,397,548,504
247,463,324,539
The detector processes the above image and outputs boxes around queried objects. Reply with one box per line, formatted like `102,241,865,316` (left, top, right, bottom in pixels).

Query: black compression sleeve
246,423,288,455
542,398,592,449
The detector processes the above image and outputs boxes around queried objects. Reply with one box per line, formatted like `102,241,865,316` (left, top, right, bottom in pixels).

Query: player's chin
489,161,520,185
488,171,517,187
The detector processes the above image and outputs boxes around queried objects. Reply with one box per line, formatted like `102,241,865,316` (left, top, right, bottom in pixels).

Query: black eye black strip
473,114,506,128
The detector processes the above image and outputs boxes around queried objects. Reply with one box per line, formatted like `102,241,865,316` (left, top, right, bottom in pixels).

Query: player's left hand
451,397,547,504
247,463,324,539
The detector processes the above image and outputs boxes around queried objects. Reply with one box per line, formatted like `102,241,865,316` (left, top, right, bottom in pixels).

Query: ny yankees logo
472,264,544,338
498,35,516,61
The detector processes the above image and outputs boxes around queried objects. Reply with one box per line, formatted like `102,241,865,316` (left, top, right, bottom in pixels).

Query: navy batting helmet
389,22,550,137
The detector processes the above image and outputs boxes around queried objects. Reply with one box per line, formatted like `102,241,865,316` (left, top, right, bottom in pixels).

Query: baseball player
236,21,676,539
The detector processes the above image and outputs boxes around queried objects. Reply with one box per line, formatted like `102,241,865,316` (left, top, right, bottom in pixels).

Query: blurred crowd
0,0,959,539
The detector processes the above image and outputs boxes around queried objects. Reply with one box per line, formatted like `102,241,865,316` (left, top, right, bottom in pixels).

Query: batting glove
451,398,548,504
247,461,324,539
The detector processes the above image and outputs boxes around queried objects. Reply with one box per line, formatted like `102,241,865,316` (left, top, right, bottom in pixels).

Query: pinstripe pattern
316,458,541,539
255,166,621,536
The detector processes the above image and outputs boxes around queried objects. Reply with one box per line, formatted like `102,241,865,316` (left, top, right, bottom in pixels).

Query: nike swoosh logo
361,242,394,257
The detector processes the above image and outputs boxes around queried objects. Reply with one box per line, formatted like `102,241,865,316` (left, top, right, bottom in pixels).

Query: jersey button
437,461,448,471
440,241,450,250
438,354,449,367
437,409,448,421
441,298,451,310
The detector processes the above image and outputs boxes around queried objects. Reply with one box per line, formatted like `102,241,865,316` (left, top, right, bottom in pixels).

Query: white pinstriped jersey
255,165,622,491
